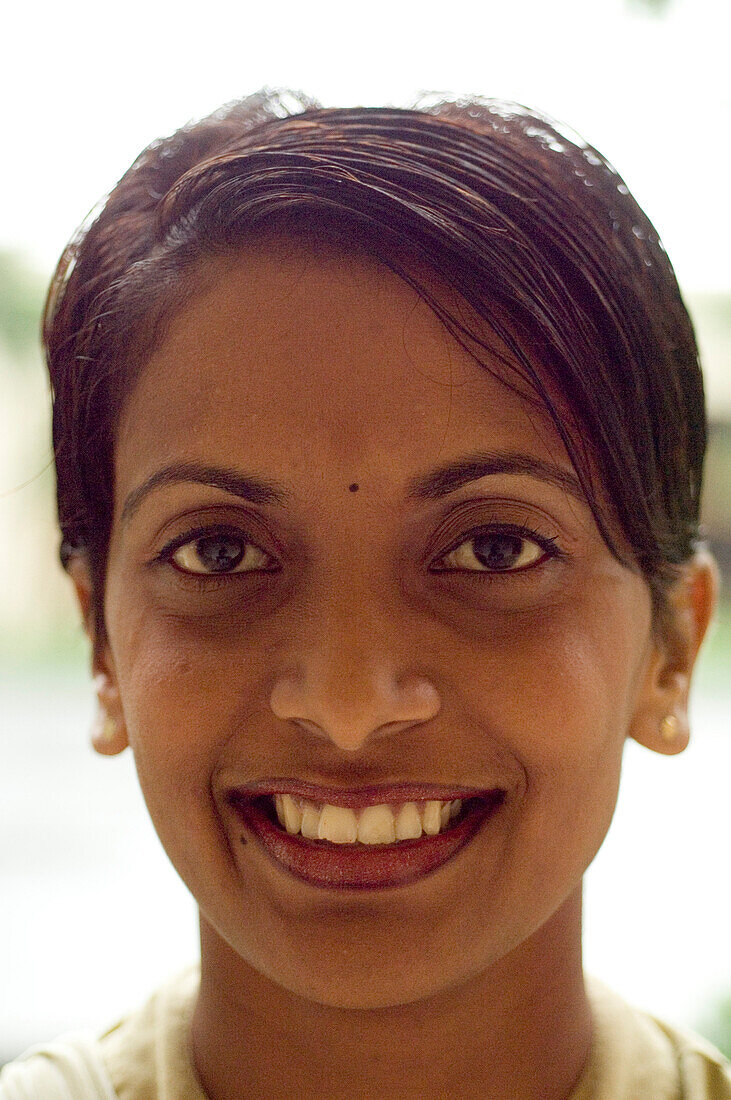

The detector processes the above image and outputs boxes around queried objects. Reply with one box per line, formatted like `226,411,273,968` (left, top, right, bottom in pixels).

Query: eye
433,526,556,574
164,528,276,576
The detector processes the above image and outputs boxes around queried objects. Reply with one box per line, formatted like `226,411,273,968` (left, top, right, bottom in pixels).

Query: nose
269,613,441,753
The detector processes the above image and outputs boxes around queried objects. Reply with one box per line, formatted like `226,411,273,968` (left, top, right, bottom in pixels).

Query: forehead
114,236,576,503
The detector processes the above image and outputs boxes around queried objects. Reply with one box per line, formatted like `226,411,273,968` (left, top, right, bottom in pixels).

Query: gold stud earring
92,711,119,744
91,710,128,755
660,714,681,742
101,716,120,742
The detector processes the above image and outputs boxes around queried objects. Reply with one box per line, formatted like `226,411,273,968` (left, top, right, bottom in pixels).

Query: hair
44,88,706,642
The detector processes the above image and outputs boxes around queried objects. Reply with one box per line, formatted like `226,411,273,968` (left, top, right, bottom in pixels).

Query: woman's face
100,237,660,1008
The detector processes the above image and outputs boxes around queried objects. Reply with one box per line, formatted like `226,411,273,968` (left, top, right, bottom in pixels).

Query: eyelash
154,521,564,587
154,524,279,590
430,523,564,576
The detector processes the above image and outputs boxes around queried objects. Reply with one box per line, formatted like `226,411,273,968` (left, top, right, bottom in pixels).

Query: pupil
196,536,244,572
473,533,522,570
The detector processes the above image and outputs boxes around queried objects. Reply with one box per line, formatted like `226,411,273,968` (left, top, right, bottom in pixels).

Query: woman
2,90,728,1099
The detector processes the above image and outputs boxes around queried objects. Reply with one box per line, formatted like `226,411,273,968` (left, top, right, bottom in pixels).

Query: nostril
269,667,441,749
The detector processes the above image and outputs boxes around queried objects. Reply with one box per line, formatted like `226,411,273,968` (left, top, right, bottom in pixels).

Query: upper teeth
273,795,463,844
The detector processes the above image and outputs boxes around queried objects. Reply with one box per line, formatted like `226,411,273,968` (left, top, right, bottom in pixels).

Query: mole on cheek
348,483,359,493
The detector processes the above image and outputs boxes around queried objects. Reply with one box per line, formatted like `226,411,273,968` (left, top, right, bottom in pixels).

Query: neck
190,888,591,1100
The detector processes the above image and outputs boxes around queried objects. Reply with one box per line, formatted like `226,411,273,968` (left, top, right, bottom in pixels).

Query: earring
660,714,681,742
100,716,120,743
92,711,120,745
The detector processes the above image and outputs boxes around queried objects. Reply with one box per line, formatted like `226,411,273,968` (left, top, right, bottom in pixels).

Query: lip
228,779,491,809
228,785,505,891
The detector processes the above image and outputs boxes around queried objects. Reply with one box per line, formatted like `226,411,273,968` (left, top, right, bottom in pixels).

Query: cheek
107,605,246,794
453,590,651,873
463,585,649,759
473,591,651,864
107,614,256,892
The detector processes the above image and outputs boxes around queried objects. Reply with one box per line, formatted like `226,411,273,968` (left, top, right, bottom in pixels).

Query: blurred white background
1,0,729,1062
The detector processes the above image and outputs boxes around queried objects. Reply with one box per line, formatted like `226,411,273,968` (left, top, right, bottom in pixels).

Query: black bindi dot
348,483,359,493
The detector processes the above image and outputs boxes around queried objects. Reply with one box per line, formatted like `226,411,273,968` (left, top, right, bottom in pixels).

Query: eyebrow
120,462,290,524
405,451,585,503
121,449,586,524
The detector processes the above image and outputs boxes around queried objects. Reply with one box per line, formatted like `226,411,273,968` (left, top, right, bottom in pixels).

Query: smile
228,783,505,890
274,794,464,843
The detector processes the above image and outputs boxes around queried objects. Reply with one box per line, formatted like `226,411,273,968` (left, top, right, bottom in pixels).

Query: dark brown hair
44,89,706,640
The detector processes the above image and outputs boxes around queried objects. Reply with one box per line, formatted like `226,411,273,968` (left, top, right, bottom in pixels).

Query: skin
71,236,717,1100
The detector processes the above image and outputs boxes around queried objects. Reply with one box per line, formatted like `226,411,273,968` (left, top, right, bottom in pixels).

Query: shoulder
571,977,731,1100
0,1032,118,1100
0,967,203,1100
99,965,204,1100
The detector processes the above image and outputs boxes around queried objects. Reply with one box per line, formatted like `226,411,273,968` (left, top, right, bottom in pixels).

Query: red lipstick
228,787,504,891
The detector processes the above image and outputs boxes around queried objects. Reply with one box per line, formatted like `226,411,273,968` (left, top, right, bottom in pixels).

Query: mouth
227,783,506,891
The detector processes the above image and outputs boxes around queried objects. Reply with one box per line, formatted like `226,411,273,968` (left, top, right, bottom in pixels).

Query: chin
271,964,459,1010
239,920,505,1011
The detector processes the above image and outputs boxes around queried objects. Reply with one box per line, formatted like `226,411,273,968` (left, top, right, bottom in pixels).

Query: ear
67,554,129,757
629,549,719,756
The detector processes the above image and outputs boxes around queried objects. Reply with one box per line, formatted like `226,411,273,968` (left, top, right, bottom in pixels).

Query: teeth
300,800,321,840
395,801,423,840
272,795,465,844
422,800,442,835
275,794,303,835
318,804,358,844
357,805,396,844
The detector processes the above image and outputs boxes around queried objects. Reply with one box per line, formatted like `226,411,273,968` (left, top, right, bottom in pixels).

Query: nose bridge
301,547,404,672
269,574,441,752
320,584,389,672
